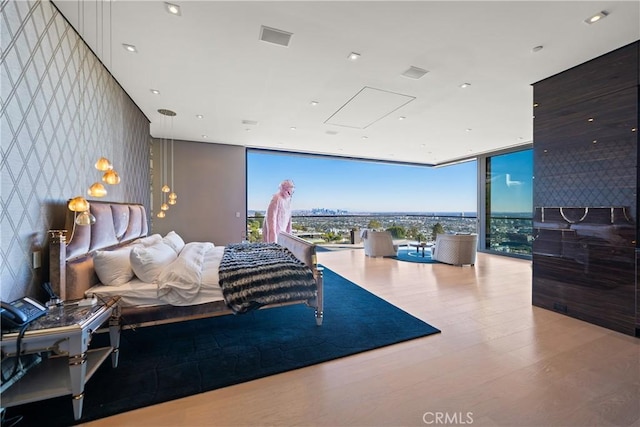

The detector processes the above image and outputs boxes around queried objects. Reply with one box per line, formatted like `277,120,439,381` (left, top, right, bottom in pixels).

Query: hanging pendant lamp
157,108,177,218
87,182,107,197
69,2,99,225
68,196,90,212
95,6,120,187
103,169,121,184
94,157,112,171
169,118,177,206
75,209,96,226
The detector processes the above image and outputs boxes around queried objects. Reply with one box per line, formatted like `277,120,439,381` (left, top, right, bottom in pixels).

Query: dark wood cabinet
532,41,639,337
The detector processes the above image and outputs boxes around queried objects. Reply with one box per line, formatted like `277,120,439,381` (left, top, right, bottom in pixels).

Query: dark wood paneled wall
532,41,640,337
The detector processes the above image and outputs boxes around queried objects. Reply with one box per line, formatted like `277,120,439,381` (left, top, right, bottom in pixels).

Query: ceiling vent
259,26,293,47
401,66,429,79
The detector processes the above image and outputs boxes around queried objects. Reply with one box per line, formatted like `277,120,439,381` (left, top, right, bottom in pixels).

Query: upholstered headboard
50,201,148,300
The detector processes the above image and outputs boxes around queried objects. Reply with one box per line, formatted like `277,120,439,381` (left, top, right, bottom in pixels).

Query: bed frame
49,201,323,329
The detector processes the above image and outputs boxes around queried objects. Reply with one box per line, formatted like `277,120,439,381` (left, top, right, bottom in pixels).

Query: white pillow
163,231,186,254
93,247,134,286
133,234,162,247
130,242,177,283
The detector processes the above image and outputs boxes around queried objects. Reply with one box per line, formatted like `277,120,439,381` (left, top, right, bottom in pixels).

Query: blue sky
247,151,480,213
488,149,533,214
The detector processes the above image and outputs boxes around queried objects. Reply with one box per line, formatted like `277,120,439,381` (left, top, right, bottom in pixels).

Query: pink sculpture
262,180,295,243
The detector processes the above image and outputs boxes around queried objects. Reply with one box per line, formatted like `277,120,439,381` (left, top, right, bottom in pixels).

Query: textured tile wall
1,0,150,301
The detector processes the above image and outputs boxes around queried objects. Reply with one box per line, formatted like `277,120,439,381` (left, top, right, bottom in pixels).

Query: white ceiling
53,0,640,166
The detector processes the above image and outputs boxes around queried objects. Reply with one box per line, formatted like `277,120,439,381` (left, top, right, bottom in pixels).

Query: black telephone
1,297,47,330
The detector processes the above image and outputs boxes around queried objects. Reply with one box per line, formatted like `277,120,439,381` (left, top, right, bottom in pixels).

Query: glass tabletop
2,298,117,335
25,303,104,331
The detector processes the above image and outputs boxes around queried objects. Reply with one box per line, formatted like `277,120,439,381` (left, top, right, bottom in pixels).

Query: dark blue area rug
394,246,440,264
5,268,439,426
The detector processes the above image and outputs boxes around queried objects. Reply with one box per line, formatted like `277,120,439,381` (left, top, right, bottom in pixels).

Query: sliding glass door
480,149,533,257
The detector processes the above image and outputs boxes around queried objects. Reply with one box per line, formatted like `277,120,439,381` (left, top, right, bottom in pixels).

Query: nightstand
0,296,120,420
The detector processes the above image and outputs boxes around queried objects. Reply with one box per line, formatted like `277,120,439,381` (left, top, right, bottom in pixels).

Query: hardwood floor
83,250,639,427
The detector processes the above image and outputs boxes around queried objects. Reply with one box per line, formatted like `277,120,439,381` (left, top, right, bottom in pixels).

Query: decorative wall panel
1,0,150,301
532,41,639,336
533,87,637,216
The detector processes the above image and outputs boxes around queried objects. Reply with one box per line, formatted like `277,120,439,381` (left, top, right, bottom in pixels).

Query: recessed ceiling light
532,45,544,53
150,89,160,95
398,116,406,120
310,101,319,106
290,127,296,131
459,83,471,88
326,130,338,135
361,136,368,139
585,11,608,24
164,2,181,16
196,114,203,119
465,128,472,132
201,135,208,139
122,43,137,53
348,52,361,61
242,119,258,126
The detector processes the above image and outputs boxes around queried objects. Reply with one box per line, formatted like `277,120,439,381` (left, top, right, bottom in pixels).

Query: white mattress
86,245,226,307
86,279,224,307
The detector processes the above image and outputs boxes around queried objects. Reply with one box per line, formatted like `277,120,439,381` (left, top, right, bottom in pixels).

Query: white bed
49,201,323,329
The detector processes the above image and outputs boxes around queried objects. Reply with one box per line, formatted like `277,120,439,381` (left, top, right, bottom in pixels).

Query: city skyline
248,150,531,214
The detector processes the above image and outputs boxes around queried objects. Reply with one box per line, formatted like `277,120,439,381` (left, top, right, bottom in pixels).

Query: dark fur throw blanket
219,242,317,313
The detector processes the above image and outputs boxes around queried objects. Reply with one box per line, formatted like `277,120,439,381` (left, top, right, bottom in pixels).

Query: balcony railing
247,213,532,256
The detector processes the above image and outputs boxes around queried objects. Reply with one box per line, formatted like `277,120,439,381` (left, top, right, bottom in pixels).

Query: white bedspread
157,242,217,305
86,243,225,307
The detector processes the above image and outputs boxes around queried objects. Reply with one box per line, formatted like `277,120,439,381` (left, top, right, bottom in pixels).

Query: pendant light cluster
157,108,178,219
67,0,122,226
68,156,122,225
88,156,121,196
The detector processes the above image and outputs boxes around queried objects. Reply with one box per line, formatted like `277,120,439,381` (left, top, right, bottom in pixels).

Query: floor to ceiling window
480,149,533,256
247,148,533,259
247,149,477,243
